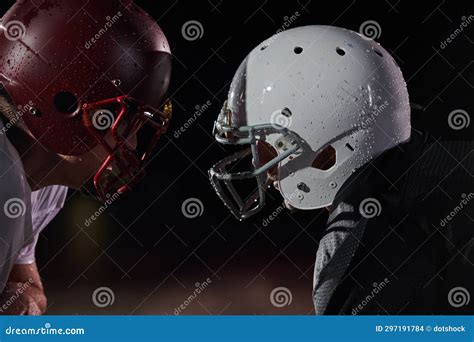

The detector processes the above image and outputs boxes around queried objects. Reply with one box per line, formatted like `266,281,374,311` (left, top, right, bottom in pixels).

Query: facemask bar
83,95,172,201
209,102,302,221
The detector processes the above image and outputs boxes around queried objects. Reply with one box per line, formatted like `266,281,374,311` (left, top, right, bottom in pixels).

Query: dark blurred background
1,0,472,314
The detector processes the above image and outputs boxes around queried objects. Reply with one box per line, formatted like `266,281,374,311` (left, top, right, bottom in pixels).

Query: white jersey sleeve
0,122,33,293
16,185,68,265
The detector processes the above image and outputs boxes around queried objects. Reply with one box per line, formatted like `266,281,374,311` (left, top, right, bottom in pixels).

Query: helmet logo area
92,109,115,131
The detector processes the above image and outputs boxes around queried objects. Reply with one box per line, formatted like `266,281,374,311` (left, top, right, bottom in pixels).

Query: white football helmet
209,25,411,220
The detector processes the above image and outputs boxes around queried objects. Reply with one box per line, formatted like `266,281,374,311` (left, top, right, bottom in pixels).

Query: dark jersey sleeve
313,131,474,315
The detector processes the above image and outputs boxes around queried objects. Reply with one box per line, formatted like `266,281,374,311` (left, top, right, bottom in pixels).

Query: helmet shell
227,25,411,209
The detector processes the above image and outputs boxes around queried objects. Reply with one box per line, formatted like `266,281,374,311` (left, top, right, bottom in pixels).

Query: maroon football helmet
0,0,172,199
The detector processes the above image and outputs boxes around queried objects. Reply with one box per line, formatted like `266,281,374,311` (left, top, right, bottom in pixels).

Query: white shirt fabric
16,185,68,265
0,120,67,292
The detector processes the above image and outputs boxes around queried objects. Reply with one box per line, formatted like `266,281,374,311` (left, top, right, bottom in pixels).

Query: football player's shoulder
0,132,28,195
0,128,33,294
0,130,31,230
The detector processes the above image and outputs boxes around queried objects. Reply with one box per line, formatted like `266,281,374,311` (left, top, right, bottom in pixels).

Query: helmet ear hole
312,145,336,171
54,91,79,114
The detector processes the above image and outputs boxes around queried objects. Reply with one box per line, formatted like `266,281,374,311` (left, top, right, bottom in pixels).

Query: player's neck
9,129,81,190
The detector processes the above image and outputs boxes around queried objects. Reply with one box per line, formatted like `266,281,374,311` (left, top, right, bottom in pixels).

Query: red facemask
82,96,172,201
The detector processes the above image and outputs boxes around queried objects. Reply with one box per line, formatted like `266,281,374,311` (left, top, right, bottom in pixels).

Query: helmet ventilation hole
294,46,303,54
54,91,79,114
281,107,292,117
345,143,355,151
336,47,346,56
373,49,384,57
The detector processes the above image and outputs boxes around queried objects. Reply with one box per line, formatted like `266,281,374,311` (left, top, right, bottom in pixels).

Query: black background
1,0,473,314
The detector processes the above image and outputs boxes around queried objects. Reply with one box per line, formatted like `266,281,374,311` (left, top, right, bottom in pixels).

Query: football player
209,26,473,314
0,0,172,314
